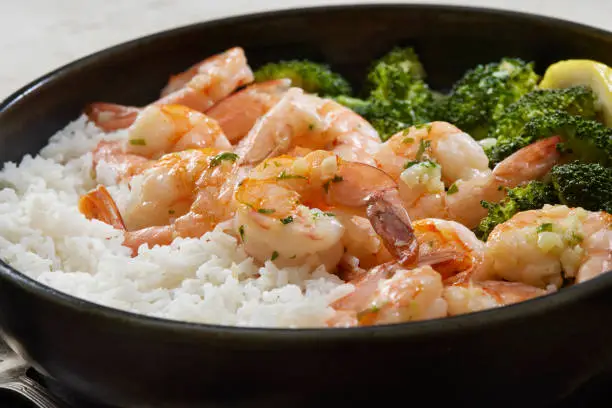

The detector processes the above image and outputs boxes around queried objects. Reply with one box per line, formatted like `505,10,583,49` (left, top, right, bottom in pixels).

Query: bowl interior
1,4,612,334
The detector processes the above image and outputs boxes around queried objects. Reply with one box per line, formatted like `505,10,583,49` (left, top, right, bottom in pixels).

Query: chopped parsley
324,212,336,217
536,223,554,233
238,225,245,241
168,209,175,215
308,123,315,131
415,139,431,161
277,170,307,180
415,123,433,132
271,251,279,261
404,160,419,169
447,183,459,195
129,138,146,146
257,208,276,214
402,137,415,144
323,175,343,193
209,152,239,167
280,216,294,224
567,231,584,246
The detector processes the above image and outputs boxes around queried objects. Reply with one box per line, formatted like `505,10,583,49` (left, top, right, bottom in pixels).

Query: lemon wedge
539,59,612,127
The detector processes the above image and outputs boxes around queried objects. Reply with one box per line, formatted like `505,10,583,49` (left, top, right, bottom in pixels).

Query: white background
1,0,611,98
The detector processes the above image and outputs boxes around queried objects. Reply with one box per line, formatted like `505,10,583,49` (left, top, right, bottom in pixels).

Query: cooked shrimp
206,79,291,143
92,141,151,183
374,121,490,184
328,192,451,327
85,103,140,133
412,218,484,281
234,88,381,166
124,104,231,158
80,148,242,253
476,204,612,288
444,280,550,316
90,104,232,183
392,135,562,228
85,47,254,130
233,150,398,271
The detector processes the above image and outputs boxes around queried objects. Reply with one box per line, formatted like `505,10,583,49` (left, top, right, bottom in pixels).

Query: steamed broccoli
551,162,612,213
335,47,438,140
476,181,559,240
441,58,540,139
253,60,351,96
485,86,598,164
487,110,612,166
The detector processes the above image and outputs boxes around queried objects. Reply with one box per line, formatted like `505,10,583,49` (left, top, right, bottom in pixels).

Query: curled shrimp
91,104,232,183
412,218,485,281
86,47,254,131
328,194,453,327
123,104,231,158
475,204,612,289
374,121,490,184
234,87,381,166
381,129,562,228
233,150,399,271
80,148,242,254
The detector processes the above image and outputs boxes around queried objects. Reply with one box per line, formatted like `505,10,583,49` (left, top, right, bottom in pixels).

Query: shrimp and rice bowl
0,46,610,328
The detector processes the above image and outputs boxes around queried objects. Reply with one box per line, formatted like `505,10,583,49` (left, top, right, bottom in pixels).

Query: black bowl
1,4,612,408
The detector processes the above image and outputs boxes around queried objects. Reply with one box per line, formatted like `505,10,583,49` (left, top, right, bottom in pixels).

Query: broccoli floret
253,60,351,96
442,58,540,140
551,162,612,213
476,181,559,240
365,47,426,92
342,47,438,140
488,110,612,166
486,86,598,164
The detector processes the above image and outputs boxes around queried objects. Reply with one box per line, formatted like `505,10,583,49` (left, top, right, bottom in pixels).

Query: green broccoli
365,47,426,92
253,60,351,96
441,58,540,140
487,110,612,167
551,162,612,213
335,47,438,141
476,181,559,240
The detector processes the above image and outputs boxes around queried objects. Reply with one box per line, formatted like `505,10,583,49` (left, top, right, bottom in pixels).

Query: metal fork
0,341,62,408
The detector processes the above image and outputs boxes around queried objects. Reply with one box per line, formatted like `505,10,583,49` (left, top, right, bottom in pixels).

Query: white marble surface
1,0,611,99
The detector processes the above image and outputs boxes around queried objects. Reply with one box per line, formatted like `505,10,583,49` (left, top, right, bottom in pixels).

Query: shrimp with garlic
234,87,381,166
79,148,243,253
233,150,399,271
375,122,563,228
329,192,451,327
86,47,255,131
474,204,612,289
91,104,232,183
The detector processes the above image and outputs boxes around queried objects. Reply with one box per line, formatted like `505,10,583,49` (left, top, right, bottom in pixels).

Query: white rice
0,116,354,328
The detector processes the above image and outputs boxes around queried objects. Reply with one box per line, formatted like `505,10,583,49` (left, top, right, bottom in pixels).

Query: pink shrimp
85,47,254,131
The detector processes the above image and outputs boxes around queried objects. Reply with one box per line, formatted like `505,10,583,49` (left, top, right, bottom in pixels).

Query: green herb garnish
536,223,553,233
210,152,239,167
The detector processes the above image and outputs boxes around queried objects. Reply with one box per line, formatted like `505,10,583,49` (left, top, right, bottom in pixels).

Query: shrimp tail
366,189,419,266
493,135,563,186
84,103,140,132
78,185,127,230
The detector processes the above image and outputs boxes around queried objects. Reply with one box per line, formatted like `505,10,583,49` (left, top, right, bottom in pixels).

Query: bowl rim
1,2,611,340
